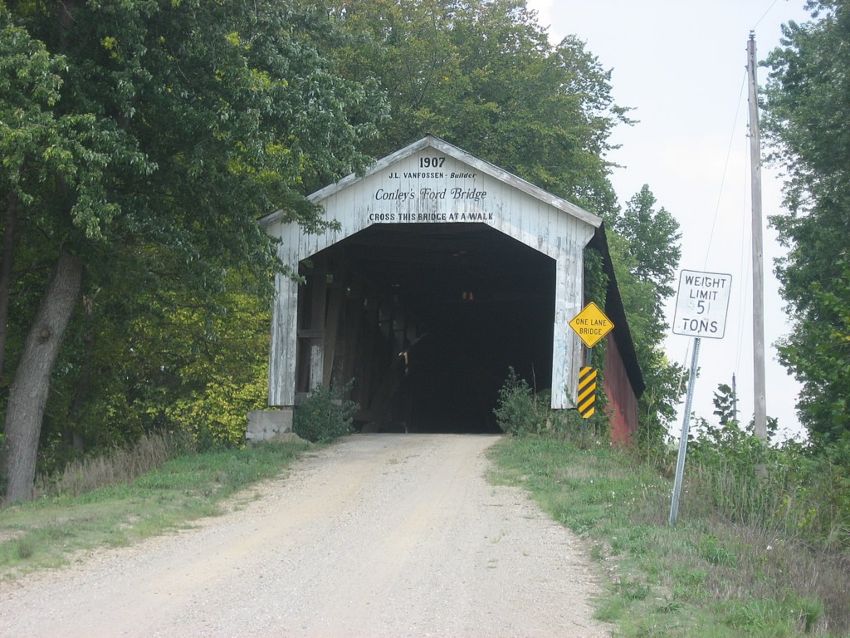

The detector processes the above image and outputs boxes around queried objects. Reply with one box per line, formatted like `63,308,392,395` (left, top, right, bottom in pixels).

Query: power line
703,73,747,268
752,0,782,30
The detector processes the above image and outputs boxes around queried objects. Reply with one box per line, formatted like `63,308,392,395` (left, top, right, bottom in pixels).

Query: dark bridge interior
299,223,555,433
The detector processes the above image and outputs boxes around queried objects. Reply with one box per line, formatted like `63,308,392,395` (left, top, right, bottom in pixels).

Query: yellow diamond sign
569,302,614,348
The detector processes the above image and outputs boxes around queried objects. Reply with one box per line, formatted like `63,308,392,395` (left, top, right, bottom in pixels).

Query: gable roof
259,135,602,228
259,134,644,400
589,225,646,398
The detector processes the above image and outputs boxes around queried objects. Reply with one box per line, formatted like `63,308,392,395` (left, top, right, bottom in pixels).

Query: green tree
763,0,850,445
614,185,682,314
695,382,778,445
608,186,684,446
0,11,69,379
712,382,738,425
329,0,684,442
328,0,629,214
36,268,273,467
1,1,385,502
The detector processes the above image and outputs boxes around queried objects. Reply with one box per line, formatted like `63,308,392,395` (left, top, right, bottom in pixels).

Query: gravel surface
0,434,609,637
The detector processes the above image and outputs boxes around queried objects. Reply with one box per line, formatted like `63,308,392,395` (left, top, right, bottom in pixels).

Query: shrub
493,368,609,449
493,369,609,441
493,368,544,435
293,383,357,443
167,368,268,449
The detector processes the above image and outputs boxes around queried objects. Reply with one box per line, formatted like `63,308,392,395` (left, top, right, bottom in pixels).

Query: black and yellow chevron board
577,366,597,419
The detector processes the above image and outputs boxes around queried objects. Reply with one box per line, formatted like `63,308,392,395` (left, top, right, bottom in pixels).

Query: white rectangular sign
672,269,732,339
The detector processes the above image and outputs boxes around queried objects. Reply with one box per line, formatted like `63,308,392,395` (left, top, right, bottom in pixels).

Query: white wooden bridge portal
254,136,642,438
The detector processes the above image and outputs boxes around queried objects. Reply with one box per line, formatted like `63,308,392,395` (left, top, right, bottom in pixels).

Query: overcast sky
525,0,812,439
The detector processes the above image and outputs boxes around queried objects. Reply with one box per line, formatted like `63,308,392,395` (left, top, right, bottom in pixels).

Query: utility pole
747,32,767,441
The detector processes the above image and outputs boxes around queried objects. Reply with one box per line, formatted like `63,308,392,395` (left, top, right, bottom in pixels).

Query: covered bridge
253,136,644,440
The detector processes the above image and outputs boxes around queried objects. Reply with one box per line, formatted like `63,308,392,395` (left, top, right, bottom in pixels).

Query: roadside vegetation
0,383,356,579
0,437,309,579
486,3,850,633
293,383,358,444
489,378,850,637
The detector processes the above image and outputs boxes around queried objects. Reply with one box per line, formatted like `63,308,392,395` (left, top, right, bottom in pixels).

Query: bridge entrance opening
299,223,555,434
257,138,644,447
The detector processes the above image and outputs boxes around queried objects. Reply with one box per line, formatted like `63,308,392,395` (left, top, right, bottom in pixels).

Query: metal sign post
669,337,700,526
669,269,732,526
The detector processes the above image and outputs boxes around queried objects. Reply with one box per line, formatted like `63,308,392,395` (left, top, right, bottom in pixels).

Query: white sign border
672,269,733,340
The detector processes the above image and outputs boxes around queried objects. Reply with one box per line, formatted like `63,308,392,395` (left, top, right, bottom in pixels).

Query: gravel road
0,434,608,637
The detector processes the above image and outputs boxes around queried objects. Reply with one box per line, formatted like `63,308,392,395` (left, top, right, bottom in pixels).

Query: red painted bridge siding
603,334,639,445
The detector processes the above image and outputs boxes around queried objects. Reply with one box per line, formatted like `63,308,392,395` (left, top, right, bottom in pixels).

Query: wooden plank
274,151,592,264
332,264,366,389
550,222,595,410
307,263,327,392
359,296,382,408
309,343,323,392
268,271,298,406
295,277,311,394
330,298,352,389
322,284,345,387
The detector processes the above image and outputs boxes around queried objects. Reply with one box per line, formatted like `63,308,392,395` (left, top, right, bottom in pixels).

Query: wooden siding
266,138,597,408
603,333,640,444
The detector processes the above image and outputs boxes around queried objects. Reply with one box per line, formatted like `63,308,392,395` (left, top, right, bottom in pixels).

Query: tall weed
33,431,191,498
687,425,850,548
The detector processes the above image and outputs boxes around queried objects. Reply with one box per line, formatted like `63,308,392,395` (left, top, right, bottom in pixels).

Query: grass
0,439,310,579
488,436,850,637
33,432,181,498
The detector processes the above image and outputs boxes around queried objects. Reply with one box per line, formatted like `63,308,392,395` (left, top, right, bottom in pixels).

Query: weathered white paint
268,271,298,406
263,136,600,409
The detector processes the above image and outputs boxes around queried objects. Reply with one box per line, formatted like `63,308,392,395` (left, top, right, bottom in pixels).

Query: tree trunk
3,251,82,503
0,192,17,378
